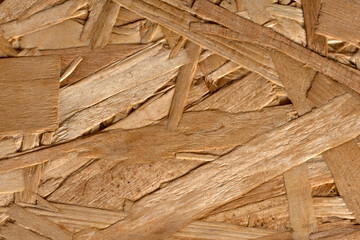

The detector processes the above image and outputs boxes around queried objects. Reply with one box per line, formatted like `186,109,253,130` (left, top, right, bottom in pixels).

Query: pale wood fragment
18,0,63,21
205,61,241,88
89,94,360,240
161,26,177,48
316,0,360,47
0,136,22,158
112,20,145,35
116,0,280,84
169,36,187,59
108,81,208,130
306,73,360,223
21,134,40,151
253,232,292,240
270,51,315,115
33,193,59,212
189,73,281,113
82,0,120,48
173,221,279,239
302,0,327,55
140,20,159,43
0,170,24,194
191,0,360,94
284,164,316,239
40,132,54,146
0,0,38,24
58,42,164,122
168,42,201,129
243,0,273,25
42,43,150,86
15,164,43,203
54,70,178,143
19,20,89,50
307,73,346,107
60,56,83,83
0,0,87,39
198,54,228,79
7,204,72,240
175,153,218,162
0,106,296,175
0,223,51,240
310,221,360,240
0,35,16,57
208,157,334,218
267,4,304,24
322,141,360,222
17,202,127,230
0,56,60,136
313,197,355,220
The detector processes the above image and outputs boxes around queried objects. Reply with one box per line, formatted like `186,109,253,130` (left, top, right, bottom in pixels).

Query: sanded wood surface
0,56,60,135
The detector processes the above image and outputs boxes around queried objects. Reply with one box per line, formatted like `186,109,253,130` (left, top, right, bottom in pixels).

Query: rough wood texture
0,0,38,24
270,51,315,115
173,221,279,239
301,0,327,55
89,94,360,240
15,164,43,203
191,0,360,94
167,42,201,129
0,106,296,174
0,0,87,39
0,170,24,194
0,56,60,136
322,141,360,222
316,0,360,47
82,0,120,48
108,81,208,130
117,0,280,84
307,72,360,224
284,164,316,239
6,204,72,240
41,44,150,86
0,223,51,240
189,73,281,113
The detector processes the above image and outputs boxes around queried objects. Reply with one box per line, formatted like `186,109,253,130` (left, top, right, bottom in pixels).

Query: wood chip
302,0,328,55
167,42,201,129
0,0,87,39
191,0,360,94
316,0,360,47
0,56,60,136
7,204,72,240
89,93,360,240
284,164,317,239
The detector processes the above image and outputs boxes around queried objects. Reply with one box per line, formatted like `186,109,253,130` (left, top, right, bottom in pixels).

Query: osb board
0,0,360,240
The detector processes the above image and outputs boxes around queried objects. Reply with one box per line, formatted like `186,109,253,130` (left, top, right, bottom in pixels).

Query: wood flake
191,0,360,94
89,93,360,240
167,42,201,129
6,204,72,240
0,56,60,136
284,164,316,239
0,0,87,39
316,0,360,47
